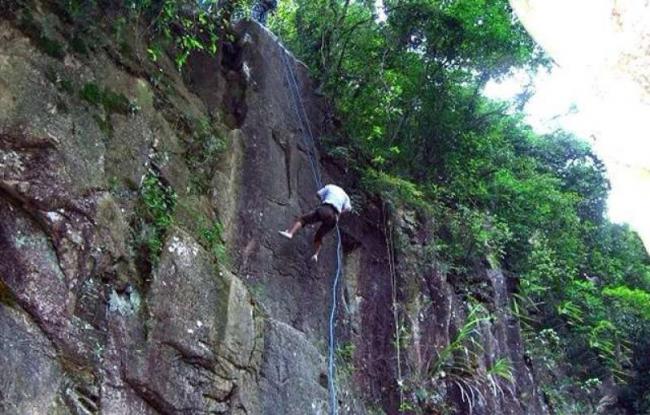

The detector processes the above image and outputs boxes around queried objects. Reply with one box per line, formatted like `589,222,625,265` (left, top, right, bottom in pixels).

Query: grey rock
122,229,262,414
0,304,62,415
260,319,329,415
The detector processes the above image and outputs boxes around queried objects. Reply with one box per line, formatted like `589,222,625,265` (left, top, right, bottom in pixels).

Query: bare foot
279,230,293,239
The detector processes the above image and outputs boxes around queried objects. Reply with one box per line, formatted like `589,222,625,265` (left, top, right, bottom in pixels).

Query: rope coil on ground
280,47,341,415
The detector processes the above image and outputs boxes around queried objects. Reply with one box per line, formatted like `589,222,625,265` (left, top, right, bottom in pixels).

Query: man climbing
279,184,352,262
251,0,277,26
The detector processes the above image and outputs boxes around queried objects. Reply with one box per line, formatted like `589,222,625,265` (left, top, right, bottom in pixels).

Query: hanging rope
280,50,323,188
328,227,343,414
383,203,404,410
280,47,341,415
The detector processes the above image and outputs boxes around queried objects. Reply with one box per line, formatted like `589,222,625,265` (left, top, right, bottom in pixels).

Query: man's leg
310,207,337,261
280,209,319,239
279,220,302,239
311,238,323,262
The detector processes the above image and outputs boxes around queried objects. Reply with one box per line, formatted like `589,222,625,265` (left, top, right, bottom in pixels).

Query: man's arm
343,196,352,213
317,186,327,202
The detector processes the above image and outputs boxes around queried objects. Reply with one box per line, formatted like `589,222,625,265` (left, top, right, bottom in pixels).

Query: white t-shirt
318,184,352,214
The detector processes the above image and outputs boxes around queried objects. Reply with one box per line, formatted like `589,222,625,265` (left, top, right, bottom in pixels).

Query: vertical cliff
0,5,547,414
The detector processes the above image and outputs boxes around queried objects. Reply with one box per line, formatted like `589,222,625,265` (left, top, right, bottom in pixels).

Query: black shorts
299,204,338,243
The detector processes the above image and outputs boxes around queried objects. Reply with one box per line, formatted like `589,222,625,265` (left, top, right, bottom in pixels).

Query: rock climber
251,0,277,26
279,184,352,262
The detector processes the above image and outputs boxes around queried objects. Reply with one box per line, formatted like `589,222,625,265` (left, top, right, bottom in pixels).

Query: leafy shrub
399,303,516,413
603,286,650,320
198,220,229,266
137,170,177,265
126,0,252,69
184,116,228,193
361,168,426,209
141,0,222,69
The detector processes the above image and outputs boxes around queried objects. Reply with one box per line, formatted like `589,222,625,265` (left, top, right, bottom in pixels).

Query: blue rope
327,226,343,414
281,50,323,187
281,48,340,415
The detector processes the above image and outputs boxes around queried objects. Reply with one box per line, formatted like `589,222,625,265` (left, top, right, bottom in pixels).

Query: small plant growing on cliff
429,304,489,377
80,82,135,115
336,342,355,362
198,220,229,266
420,303,498,414
189,117,227,156
334,345,355,384
185,116,228,193
137,170,177,265
486,358,514,399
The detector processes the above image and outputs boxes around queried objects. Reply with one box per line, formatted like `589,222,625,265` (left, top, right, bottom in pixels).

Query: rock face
0,5,547,415
391,212,548,414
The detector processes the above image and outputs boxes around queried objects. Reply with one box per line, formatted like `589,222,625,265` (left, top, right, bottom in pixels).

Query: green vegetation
136,170,177,266
69,31,89,55
144,0,224,69
80,82,134,115
334,342,367,412
270,0,650,412
603,286,650,320
13,7,66,58
62,0,250,69
336,342,356,363
8,0,252,69
361,169,426,211
198,220,229,266
428,304,489,381
427,304,513,411
185,117,229,193
80,81,136,136
174,196,229,266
